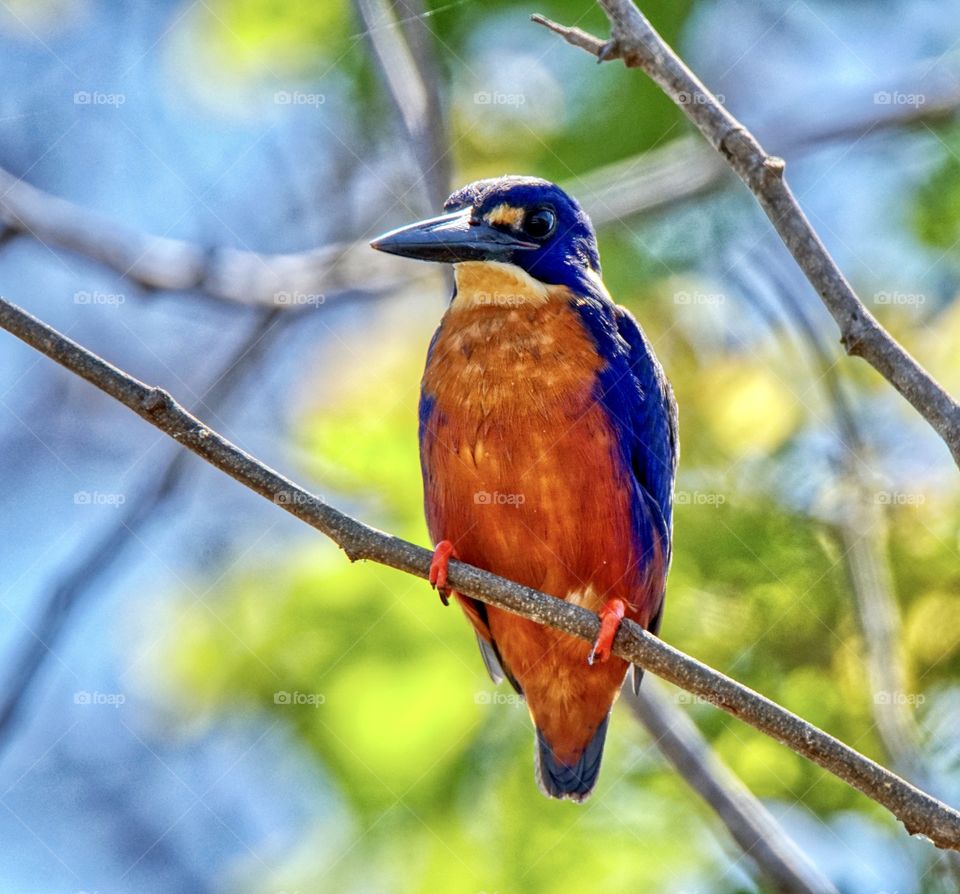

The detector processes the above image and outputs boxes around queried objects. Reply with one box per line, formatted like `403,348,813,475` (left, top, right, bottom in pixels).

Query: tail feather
535,714,610,802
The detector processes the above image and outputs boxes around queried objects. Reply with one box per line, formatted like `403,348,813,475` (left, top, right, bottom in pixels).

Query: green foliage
914,123,960,250
200,0,351,74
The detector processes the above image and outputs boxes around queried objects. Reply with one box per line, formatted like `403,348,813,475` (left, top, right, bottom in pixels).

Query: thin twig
2,296,959,851
625,682,839,894
354,0,451,212
0,166,421,307
532,2,960,468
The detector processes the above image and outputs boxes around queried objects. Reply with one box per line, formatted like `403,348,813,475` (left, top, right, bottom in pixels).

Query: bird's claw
587,598,627,665
429,540,458,606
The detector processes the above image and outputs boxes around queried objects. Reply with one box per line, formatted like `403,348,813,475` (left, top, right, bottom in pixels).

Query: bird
370,176,677,801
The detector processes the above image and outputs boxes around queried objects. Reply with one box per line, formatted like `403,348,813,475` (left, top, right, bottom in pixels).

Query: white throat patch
452,261,552,309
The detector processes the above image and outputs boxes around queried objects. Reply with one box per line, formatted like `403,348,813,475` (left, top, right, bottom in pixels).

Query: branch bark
625,683,839,894
0,166,422,307
2,296,960,851
532,2,960,468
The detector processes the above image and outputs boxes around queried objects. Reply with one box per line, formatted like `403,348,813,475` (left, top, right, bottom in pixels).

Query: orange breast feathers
419,262,665,762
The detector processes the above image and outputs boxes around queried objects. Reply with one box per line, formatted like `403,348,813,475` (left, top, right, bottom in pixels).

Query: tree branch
625,683,839,894
761,259,926,781
354,0,451,212
0,166,423,307
2,58,957,316
761,257,960,884
532,2,960,468
2,296,959,851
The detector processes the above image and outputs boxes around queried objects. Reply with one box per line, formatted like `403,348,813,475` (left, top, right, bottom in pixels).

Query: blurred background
1,0,960,891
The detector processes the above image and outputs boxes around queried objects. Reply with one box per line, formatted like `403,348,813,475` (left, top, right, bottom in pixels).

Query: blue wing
572,291,677,552
612,304,679,548
573,290,677,693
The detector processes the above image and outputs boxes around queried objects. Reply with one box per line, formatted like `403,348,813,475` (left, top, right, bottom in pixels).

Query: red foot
429,540,459,606
588,598,627,665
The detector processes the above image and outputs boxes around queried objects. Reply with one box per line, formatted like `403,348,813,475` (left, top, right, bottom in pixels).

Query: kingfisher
371,176,677,801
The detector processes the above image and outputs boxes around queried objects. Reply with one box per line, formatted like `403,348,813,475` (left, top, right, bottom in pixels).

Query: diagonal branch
625,683,838,894
0,166,421,307
1,295,959,851
761,260,926,782
532,2,960,468
353,0,451,212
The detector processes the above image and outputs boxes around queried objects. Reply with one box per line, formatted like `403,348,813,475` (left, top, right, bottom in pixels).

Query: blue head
370,176,600,293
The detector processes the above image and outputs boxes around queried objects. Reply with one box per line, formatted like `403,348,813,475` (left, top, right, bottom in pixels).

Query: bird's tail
534,714,610,802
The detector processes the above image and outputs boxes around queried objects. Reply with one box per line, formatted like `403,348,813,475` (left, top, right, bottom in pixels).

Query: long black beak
370,207,538,263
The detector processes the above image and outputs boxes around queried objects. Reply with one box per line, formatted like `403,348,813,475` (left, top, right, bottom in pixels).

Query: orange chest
421,297,602,427
419,297,643,603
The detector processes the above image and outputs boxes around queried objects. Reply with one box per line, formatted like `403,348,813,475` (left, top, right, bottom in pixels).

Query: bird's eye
523,207,557,240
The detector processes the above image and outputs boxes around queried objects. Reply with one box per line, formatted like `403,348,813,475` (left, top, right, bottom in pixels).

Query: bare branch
355,0,451,211
0,166,423,307
2,296,959,851
529,14,606,55
533,1,960,467
625,683,839,894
